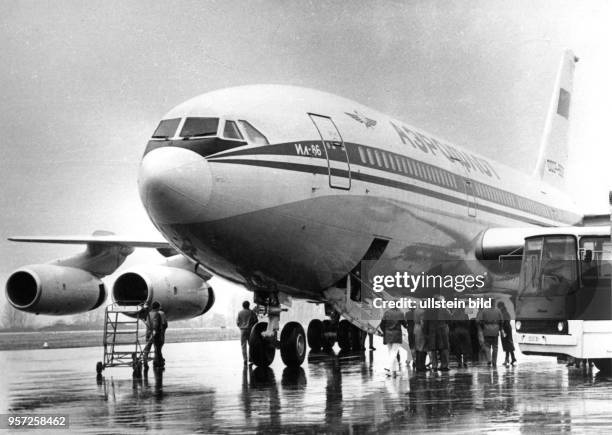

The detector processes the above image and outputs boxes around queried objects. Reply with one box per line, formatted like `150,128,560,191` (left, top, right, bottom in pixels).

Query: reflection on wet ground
1,341,612,433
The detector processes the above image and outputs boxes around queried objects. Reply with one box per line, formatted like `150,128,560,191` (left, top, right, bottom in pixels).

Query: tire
307,319,323,351
249,322,276,367
321,319,336,350
338,319,352,351
350,323,365,351
280,322,307,367
593,358,612,374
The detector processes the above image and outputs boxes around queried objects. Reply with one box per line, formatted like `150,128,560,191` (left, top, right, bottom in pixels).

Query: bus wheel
593,358,612,374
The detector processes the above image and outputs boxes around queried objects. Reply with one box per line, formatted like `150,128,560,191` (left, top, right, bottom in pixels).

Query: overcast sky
1,0,611,319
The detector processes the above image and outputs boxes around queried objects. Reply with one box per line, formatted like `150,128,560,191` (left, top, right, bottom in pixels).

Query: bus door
517,235,578,323
309,114,351,190
578,236,612,320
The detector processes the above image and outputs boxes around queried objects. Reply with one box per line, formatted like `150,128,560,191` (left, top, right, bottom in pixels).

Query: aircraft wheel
307,319,323,351
280,322,306,367
350,323,364,350
338,319,352,351
249,322,276,367
593,358,612,374
321,319,336,350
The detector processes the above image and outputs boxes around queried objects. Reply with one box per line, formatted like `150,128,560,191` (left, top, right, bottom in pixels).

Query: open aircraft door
309,114,351,190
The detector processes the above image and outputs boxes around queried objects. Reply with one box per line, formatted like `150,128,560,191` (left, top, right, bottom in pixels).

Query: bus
515,226,612,373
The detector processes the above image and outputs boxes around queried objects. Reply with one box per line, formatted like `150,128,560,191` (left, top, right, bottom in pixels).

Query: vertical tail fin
534,50,579,190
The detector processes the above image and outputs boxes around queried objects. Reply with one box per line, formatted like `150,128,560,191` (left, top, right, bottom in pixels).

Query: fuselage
138,85,582,300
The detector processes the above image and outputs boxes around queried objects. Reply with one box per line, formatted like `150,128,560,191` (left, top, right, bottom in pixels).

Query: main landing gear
248,296,365,368
306,304,365,352
248,292,307,368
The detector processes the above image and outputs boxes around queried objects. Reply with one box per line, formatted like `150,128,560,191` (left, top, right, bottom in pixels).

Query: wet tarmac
1,340,612,434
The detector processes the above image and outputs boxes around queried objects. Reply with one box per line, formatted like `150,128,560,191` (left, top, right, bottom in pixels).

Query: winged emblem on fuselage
345,110,377,128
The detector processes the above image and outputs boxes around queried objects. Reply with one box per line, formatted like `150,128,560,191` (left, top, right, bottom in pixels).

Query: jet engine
112,261,214,321
6,264,106,315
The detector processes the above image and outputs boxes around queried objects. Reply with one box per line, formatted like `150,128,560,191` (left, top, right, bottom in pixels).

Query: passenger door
309,114,351,190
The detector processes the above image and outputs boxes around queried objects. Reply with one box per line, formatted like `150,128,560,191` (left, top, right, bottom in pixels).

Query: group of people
379,295,517,376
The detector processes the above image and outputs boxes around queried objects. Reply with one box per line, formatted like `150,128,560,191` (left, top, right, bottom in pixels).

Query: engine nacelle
6,264,106,315
112,265,214,321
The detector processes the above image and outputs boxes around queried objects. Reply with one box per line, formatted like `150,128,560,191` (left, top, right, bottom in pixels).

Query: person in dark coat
477,302,503,367
379,306,407,376
498,302,517,366
424,295,451,371
413,305,428,372
450,306,472,367
236,301,258,364
404,307,416,367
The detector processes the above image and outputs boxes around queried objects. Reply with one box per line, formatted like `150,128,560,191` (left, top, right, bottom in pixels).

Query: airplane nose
138,147,213,224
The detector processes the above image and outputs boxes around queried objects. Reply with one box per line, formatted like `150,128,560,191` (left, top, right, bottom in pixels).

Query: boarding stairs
99,302,147,372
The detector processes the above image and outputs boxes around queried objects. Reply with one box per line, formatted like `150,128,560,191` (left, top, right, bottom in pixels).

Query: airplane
5,50,585,368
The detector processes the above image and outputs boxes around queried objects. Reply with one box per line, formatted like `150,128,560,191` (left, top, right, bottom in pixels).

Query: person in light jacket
379,306,407,377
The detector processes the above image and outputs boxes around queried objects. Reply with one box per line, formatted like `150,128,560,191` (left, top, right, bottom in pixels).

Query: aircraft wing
8,234,170,248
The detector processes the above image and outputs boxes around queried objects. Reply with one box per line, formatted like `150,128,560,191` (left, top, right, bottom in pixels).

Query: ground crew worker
236,301,258,364
148,301,168,369
139,303,153,371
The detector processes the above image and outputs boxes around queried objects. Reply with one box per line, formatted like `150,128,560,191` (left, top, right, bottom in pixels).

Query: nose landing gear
248,292,307,368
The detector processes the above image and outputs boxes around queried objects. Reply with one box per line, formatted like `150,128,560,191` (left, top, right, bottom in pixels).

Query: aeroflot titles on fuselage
389,121,500,180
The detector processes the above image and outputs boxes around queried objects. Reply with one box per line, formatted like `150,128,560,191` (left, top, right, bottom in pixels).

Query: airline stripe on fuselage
208,141,581,226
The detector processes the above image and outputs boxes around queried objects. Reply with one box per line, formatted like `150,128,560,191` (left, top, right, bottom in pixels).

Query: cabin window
181,117,219,138
388,154,397,171
381,152,390,169
238,120,269,145
366,148,375,165
374,150,383,167
357,146,367,163
152,118,181,139
408,160,417,176
223,121,244,140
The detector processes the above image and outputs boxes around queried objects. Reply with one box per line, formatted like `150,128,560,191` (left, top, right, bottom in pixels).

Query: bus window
541,236,577,295
519,236,577,298
580,237,612,284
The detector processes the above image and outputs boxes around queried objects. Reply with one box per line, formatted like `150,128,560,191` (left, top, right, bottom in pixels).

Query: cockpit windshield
238,120,269,145
180,118,219,138
152,118,181,139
